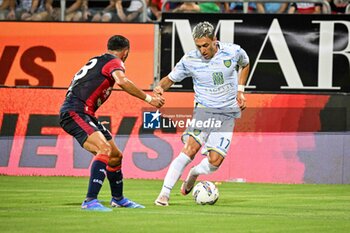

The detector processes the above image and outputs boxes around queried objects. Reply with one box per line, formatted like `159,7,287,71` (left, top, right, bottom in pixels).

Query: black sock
86,160,107,200
106,167,123,200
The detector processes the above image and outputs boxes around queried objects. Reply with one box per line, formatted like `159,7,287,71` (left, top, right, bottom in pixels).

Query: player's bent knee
208,158,220,167
208,154,224,167
108,156,122,168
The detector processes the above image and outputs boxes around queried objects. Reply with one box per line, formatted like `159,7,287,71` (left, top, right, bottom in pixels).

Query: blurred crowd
0,0,348,22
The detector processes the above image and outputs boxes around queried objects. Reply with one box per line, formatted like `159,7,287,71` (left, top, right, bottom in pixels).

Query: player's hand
150,95,165,108
237,91,246,111
153,86,164,96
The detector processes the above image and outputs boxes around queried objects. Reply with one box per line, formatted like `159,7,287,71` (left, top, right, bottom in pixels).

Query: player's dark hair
107,35,130,51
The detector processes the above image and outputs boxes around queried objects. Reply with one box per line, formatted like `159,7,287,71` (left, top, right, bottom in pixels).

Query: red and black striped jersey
60,53,125,116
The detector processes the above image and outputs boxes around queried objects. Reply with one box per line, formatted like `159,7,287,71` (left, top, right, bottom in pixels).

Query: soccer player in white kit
154,21,250,206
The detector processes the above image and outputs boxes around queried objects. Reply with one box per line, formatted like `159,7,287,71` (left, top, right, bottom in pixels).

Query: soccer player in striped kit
60,35,164,211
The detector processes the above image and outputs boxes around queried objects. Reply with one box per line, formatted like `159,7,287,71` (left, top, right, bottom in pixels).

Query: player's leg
78,131,113,211
82,131,112,199
74,131,111,211
155,135,201,206
106,140,144,208
181,151,223,195
59,111,112,211
104,139,123,201
181,129,232,195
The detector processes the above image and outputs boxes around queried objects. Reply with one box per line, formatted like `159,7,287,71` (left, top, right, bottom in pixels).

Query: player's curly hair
107,35,130,51
192,21,215,40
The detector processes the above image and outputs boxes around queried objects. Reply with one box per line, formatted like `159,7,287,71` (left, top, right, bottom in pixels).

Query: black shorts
59,111,112,146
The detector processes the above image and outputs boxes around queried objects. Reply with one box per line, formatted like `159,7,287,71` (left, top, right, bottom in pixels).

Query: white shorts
181,108,240,157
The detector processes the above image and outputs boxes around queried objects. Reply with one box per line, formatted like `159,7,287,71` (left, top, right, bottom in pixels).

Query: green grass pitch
1,176,349,233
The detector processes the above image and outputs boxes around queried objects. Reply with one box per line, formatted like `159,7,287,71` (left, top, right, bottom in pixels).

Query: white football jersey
169,41,249,110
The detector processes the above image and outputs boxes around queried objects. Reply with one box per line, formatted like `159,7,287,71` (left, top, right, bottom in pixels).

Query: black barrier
160,13,350,93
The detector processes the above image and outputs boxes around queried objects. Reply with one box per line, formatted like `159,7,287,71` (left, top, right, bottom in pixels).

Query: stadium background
0,11,349,184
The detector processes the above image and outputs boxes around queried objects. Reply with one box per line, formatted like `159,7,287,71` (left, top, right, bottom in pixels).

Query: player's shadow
63,202,83,206
63,200,110,206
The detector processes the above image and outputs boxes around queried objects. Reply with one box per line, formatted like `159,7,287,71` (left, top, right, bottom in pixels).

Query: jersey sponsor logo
212,72,225,85
205,82,235,94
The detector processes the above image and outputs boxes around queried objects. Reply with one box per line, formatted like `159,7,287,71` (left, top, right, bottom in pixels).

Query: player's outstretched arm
153,76,174,96
112,70,165,108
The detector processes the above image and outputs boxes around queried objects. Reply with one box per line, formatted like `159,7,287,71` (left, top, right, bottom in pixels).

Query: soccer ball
192,181,219,205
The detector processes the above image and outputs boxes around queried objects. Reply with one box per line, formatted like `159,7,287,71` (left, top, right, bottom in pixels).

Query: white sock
191,157,218,176
160,152,192,197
